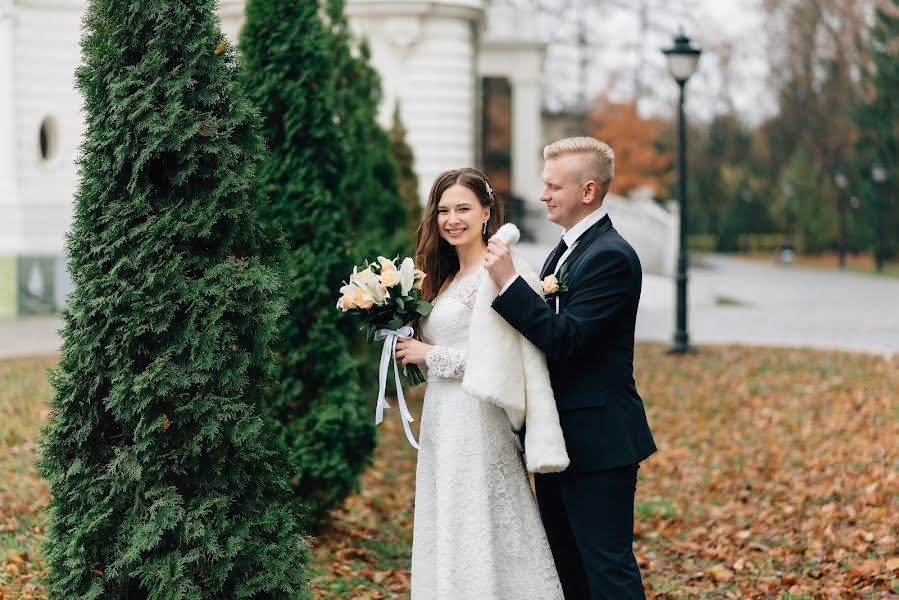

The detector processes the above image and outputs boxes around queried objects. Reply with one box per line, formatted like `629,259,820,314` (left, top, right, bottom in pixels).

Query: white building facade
0,0,548,317
1,0,84,317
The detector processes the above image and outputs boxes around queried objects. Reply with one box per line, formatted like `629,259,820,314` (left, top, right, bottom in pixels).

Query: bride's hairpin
485,181,493,198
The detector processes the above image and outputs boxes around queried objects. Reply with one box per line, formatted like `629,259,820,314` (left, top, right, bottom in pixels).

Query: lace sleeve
425,345,467,379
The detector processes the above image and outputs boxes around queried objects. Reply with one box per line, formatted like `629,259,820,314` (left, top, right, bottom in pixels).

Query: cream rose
413,268,427,291
377,256,397,272
381,268,400,288
337,293,355,311
352,287,375,309
352,266,388,303
542,274,560,295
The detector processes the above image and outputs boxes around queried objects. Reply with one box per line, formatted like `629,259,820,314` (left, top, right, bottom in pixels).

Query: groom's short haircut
543,137,615,197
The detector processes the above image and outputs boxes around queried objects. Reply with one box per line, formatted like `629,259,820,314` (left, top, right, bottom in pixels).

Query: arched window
38,116,59,162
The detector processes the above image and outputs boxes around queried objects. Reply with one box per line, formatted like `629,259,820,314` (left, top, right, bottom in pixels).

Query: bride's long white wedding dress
411,267,563,599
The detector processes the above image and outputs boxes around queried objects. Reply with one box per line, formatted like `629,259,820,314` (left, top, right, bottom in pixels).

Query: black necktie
546,238,568,276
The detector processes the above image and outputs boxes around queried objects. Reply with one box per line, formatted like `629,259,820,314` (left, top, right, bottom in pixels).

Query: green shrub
38,1,309,596
240,0,376,528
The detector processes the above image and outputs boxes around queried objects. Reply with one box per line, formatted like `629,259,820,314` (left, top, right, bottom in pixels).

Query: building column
347,0,487,204
0,0,22,256
509,75,543,204
216,0,244,46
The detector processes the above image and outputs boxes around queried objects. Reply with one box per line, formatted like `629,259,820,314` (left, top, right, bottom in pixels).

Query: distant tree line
585,0,899,261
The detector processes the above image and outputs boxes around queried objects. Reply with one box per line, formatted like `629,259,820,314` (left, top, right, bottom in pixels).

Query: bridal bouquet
337,256,431,448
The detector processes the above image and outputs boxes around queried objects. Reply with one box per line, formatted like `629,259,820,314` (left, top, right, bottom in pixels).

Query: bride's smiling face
437,184,489,249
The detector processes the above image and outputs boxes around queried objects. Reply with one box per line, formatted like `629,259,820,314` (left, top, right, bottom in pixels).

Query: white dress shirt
499,208,608,295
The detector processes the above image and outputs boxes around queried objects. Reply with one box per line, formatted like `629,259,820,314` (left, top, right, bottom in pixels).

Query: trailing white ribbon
373,325,419,449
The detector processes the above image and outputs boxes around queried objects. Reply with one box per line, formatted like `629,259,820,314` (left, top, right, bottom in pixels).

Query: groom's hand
485,238,516,288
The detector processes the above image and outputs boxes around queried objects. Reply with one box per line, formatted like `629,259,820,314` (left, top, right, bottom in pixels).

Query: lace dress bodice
410,267,562,600
419,269,480,381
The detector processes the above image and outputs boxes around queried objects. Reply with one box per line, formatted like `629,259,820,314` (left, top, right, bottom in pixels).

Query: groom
484,136,656,599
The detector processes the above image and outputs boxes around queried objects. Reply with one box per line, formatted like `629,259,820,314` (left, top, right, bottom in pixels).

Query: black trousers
535,464,645,600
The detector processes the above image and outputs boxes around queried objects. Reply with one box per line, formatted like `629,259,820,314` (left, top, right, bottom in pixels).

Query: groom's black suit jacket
492,215,656,472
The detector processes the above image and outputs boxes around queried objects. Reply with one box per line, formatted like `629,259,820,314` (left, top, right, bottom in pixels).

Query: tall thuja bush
38,1,309,598
323,0,413,404
240,0,375,527
324,0,411,259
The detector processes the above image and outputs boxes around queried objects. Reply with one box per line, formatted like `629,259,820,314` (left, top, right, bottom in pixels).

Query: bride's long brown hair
416,168,504,302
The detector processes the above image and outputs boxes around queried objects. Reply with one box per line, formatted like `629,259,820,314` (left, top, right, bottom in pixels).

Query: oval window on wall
38,116,59,163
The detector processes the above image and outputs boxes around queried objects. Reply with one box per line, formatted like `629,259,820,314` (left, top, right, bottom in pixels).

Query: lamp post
871,160,887,273
663,32,701,354
833,168,849,269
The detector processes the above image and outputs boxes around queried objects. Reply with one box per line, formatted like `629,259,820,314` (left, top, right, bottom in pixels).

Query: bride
395,168,563,599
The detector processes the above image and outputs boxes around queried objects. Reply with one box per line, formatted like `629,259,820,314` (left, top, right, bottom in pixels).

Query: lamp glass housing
663,34,701,83
833,171,849,190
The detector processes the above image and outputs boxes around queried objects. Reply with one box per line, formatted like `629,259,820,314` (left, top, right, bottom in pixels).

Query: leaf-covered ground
0,356,54,600
2,346,897,599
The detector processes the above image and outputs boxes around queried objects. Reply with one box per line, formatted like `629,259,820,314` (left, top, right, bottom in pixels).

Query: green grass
636,498,678,520
714,294,750,307
0,356,55,596
0,356,55,445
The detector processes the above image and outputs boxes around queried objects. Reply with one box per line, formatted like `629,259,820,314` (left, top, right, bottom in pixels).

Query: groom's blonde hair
543,137,615,196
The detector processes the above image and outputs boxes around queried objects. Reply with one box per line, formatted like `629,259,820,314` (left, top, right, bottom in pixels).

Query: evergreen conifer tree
852,0,899,260
239,0,375,527
390,103,423,243
324,0,412,258
322,0,420,407
38,1,310,597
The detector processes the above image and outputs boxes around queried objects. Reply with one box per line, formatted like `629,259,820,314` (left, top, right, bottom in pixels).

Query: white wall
0,0,22,255
347,0,485,203
14,0,83,255
1,0,550,312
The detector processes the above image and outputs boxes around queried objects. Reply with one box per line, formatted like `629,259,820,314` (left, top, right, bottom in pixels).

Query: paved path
0,316,62,359
635,254,899,355
1,252,897,358
516,246,899,355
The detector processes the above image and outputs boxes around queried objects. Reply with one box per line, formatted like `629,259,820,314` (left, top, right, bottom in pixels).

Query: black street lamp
663,32,701,354
833,168,849,269
871,160,887,273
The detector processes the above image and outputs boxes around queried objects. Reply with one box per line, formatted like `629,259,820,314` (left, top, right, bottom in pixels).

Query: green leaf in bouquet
388,317,403,331
403,364,426,387
395,296,405,311
416,300,433,316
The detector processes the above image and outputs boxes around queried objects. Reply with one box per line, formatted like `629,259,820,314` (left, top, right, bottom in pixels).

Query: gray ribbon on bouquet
374,325,419,449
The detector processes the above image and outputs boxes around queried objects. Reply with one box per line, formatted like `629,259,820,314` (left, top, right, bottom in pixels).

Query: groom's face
540,155,590,231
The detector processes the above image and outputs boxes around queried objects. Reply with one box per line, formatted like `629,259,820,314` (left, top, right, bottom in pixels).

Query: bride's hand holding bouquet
336,256,431,448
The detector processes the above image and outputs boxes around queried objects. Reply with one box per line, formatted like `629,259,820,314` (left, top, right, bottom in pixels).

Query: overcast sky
531,0,775,125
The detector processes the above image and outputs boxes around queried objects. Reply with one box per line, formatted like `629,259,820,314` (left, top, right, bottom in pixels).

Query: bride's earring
483,220,488,235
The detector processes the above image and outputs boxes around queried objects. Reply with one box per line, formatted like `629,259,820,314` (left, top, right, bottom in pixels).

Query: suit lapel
557,214,613,273
539,243,564,279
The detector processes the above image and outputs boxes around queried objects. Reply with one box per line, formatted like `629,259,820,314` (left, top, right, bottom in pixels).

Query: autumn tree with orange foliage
586,99,674,197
